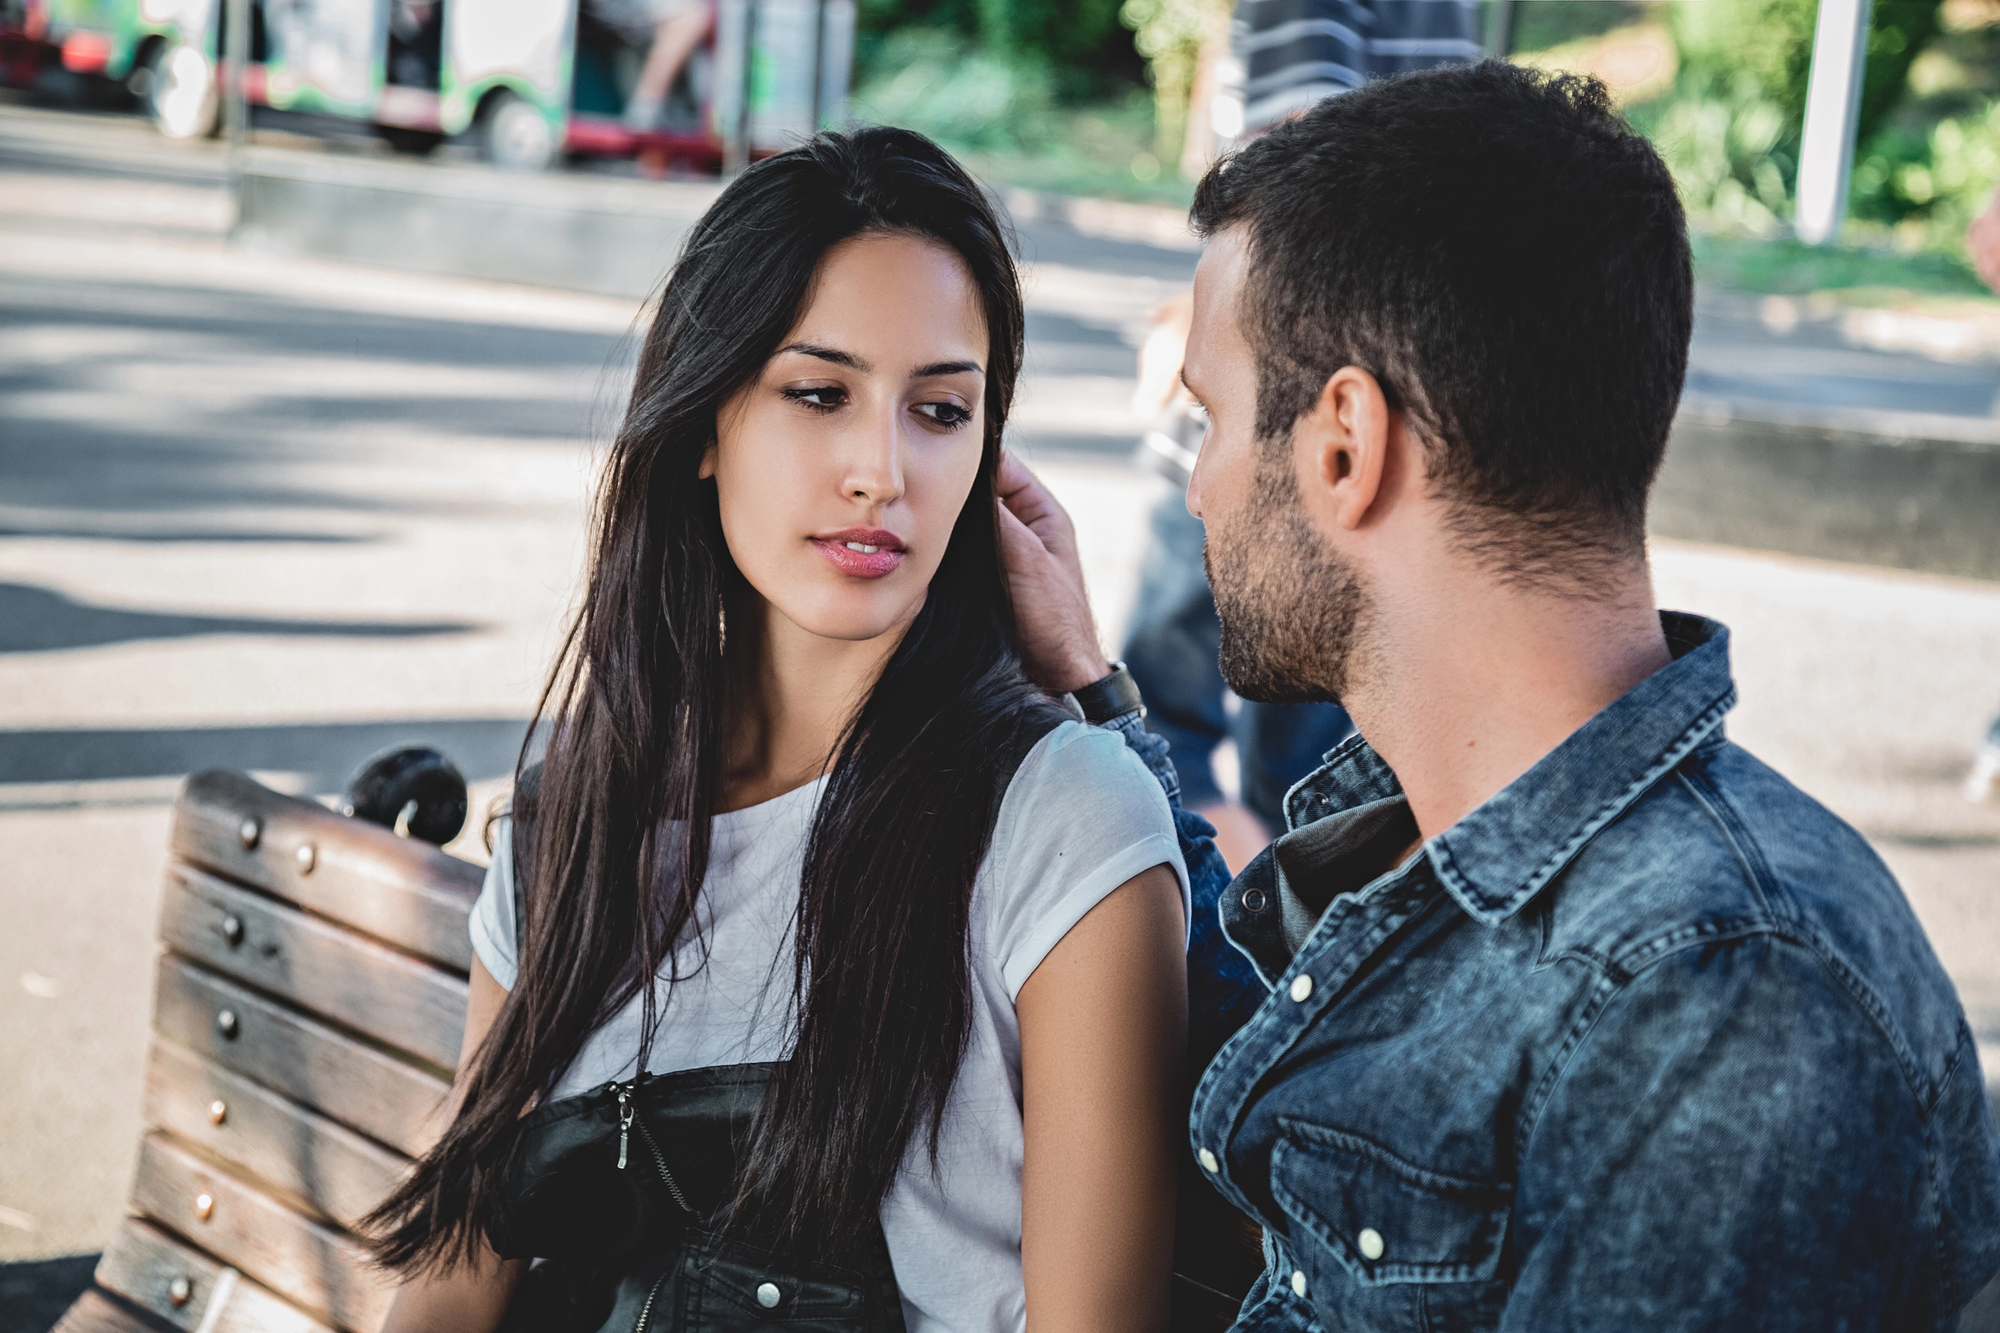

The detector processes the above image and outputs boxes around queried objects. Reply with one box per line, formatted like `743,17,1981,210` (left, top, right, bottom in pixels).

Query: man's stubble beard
1203,436,1373,706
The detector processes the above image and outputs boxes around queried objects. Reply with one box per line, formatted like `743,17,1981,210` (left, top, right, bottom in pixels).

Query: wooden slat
160,864,468,1068
152,957,451,1157
145,1042,408,1228
132,1132,395,1333
171,769,482,971
49,1289,169,1333
94,1217,335,1333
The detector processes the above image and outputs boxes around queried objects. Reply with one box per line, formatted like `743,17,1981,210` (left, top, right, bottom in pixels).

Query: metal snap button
1197,1148,1219,1173
756,1282,781,1309
1290,1270,1307,1298
1288,974,1313,1003
1358,1227,1385,1261
1240,887,1267,913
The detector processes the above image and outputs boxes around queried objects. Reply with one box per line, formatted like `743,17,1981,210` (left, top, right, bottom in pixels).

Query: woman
368,127,1190,1333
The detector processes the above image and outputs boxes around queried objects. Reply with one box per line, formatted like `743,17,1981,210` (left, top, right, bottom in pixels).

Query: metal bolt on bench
52,747,487,1333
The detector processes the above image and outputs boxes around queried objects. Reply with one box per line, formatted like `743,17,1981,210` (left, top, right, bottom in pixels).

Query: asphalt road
3,98,2000,1330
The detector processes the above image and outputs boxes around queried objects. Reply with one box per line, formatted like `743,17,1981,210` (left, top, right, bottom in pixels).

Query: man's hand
995,452,1114,695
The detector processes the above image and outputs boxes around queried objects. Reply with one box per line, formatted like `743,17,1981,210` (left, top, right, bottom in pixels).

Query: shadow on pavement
0,1253,97,1333
0,582,475,655
0,716,535,792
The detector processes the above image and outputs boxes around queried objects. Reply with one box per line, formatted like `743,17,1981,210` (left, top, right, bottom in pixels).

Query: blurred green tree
1671,0,1941,146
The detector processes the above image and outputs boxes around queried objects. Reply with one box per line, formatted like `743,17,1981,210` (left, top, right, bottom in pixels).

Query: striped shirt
1237,0,1484,131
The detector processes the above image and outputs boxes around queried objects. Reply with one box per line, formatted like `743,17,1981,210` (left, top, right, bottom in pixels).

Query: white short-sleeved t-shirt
469,720,1188,1333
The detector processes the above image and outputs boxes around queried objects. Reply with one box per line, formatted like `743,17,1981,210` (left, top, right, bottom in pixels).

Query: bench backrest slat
153,956,452,1158
161,864,469,1070
132,1130,395,1332
91,1217,337,1333
144,1041,407,1229
172,769,483,972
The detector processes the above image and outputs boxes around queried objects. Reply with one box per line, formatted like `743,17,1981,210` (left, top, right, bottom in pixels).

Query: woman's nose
840,410,906,505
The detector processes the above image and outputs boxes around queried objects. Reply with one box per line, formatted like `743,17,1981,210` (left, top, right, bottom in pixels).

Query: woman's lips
810,533,907,579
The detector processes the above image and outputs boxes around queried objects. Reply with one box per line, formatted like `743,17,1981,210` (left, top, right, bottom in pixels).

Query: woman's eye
914,401,973,429
783,385,845,412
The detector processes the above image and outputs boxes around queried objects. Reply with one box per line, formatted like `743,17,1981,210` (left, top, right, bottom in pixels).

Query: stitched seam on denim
1432,689,1733,926
1274,1119,1514,1201
1790,928,1933,1105
1268,1141,1503,1286
1673,764,1782,925
1513,970,1620,1169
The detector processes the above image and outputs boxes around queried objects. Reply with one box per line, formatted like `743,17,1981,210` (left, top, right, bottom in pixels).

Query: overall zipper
611,1082,696,1214
633,1269,668,1333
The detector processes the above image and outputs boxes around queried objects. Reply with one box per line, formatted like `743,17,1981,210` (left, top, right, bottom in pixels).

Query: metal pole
223,0,250,200
1795,0,1872,246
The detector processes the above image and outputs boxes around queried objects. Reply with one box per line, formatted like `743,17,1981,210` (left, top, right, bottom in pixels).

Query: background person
1000,61,2000,1327
368,128,1189,1333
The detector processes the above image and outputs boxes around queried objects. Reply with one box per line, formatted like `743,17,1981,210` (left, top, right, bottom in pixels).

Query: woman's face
705,232,989,647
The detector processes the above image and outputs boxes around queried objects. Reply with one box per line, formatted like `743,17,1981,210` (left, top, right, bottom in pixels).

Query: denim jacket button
1242,887,1267,913
1290,1270,1308,1299
1358,1228,1385,1261
756,1282,781,1309
1198,1148,1220,1172
1289,974,1314,1003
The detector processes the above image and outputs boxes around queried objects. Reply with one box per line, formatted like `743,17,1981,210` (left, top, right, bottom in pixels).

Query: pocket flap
1270,1120,1511,1287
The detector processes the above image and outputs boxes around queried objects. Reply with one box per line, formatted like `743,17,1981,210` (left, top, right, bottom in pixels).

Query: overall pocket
1269,1121,1511,1333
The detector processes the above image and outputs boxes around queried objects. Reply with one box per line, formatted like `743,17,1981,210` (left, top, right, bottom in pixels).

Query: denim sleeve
1503,933,1939,1328
1099,709,1264,1070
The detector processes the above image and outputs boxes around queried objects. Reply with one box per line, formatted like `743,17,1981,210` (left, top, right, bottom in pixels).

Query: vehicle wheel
378,126,445,155
146,41,219,140
478,91,558,172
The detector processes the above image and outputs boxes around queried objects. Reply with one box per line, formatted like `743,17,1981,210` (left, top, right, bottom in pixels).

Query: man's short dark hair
1191,60,1693,582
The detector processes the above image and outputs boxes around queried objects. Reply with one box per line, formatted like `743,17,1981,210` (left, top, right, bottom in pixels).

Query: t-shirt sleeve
988,721,1192,999
468,816,520,991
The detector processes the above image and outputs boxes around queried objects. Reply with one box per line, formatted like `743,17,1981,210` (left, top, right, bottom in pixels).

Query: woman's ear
698,440,718,480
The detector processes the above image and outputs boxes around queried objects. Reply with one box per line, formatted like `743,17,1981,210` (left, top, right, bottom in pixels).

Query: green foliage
1118,0,1222,162
852,28,1057,152
1691,230,1986,295
852,0,1142,99
1667,0,1938,147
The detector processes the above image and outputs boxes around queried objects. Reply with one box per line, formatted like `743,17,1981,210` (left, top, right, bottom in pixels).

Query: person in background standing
1961,192,2000,804
1121,0,1485,869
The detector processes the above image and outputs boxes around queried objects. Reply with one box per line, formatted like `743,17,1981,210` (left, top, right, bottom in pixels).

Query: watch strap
1068,662,1146,724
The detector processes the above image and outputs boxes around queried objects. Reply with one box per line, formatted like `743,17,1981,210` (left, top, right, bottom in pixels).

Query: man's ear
1294,366,1392,531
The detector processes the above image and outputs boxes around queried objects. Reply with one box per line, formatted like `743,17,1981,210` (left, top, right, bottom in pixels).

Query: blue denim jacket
1108,613,2000,1329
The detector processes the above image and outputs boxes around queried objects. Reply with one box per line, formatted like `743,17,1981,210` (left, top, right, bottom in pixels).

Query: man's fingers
996,452,1075,547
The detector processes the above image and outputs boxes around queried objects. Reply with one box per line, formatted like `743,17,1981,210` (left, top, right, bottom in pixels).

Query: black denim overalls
488,702,1075,1333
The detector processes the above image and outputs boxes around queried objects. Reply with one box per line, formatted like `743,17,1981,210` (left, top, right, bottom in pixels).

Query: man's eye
783,386,845,411
915,401,972,428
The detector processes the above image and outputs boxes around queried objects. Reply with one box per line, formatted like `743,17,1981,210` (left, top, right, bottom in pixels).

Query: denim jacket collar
1280,612,1737,928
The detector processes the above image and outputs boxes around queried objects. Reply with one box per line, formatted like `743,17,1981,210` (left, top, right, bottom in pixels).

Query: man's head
1184,61,1692,705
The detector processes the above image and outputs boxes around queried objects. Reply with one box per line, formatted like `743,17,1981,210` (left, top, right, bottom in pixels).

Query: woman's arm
380,957,524,1333
1017,863,1187,1333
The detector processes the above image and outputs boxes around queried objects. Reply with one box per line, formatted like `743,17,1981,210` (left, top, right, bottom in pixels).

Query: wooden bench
54,768,484,1333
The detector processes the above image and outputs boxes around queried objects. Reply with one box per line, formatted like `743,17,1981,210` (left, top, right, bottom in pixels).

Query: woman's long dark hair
367,127,1046,1268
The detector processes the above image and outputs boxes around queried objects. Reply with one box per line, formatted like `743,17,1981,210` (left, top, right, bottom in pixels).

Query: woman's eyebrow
779,341,870,371
913,359,983,378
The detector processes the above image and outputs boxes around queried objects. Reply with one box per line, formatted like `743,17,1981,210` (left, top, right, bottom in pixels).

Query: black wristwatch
1067,661,1146,724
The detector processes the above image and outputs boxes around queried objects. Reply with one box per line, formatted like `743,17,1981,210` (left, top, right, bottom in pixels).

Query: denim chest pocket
1269,1121,1512,1333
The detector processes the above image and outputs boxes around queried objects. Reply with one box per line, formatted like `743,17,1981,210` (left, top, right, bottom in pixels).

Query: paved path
2,103,1999,1296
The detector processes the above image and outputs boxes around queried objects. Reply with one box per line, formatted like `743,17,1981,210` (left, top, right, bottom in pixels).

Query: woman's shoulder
983,718,1186,995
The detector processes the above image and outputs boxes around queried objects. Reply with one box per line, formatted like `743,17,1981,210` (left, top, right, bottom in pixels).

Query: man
997,61,2000,1326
